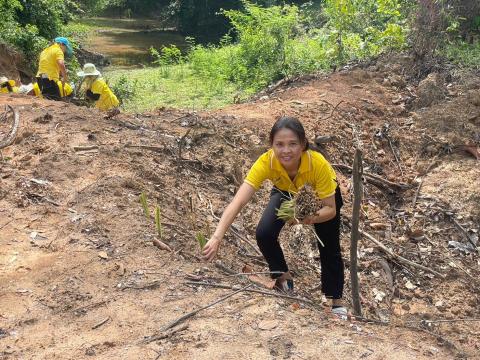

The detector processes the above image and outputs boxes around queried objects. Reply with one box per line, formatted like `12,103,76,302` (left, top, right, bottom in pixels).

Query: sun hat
77,63,101,77
54,37,73,56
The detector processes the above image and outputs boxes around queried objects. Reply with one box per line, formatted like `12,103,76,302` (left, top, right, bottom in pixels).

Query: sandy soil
0,63,479,359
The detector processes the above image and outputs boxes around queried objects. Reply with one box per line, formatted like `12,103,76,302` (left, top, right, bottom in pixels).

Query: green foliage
0,0,78,71
442,40,480,69
322,0,408,63
150,44,183,66
111,74,136,105
139,192,149,219
185,0,409,94
104,64,241,112
196,233,207,250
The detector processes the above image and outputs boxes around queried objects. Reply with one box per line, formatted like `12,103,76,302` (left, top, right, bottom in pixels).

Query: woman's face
271,128,305,170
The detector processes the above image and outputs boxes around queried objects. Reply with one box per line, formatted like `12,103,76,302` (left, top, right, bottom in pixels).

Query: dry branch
350,148,363,316
0,105,20,149
332,163,410,190
141,324,188,344
185,281,314,305
359,229,446,278
161,284,251,331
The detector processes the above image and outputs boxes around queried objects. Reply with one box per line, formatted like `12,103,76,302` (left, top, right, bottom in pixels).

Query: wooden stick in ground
185,281,314,305
359,229,446,278
161,284,251,331
350,148,363,316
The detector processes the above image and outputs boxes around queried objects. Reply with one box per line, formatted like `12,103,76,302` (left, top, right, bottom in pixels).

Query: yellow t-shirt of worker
90,78,119,111
36,43,64,81
0,80,18,94
244,149,337,199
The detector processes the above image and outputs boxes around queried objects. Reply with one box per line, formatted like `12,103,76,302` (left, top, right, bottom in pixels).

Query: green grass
104,64,247,112
441,40,480,70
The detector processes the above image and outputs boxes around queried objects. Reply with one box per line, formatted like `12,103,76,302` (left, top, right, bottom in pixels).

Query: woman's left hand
300,216,317,225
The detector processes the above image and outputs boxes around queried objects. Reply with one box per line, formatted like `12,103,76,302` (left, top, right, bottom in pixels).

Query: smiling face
271,128,305,171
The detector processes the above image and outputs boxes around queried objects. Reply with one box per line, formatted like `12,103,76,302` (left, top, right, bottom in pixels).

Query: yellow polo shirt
245,149,337,199
90,78,119,111
36,43,64,81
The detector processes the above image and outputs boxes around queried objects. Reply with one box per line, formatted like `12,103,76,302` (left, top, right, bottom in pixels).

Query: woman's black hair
269,116,309,150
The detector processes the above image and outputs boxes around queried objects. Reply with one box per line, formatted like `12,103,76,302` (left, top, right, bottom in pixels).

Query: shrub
111,75,136,105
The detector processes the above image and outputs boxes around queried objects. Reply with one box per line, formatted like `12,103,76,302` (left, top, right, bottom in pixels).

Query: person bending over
77,63,119,111
202,116,347,318
36,37,72,100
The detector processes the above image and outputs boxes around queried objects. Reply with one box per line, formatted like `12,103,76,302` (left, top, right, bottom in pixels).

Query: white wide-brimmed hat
77,63,101,77
0,76,8,84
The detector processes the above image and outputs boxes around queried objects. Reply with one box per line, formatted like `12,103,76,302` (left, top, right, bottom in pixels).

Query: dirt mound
0,63,478,359
0,42,32,83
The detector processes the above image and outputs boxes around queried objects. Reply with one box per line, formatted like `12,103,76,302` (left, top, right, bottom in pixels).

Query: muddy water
81,17,187,68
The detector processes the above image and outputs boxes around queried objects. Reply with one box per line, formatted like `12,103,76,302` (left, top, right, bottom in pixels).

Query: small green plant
139,192,149,219
150,44,183,66
111,74,136,105
196,232,207,250
155,205,163,238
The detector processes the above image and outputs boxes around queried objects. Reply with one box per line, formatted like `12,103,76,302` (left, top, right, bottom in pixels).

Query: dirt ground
0,62,479,360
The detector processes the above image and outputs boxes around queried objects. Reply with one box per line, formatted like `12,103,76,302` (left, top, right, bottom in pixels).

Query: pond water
80,18,188,68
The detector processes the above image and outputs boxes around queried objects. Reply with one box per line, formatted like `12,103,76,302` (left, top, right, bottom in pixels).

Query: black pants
36,77,60,100
256,186,344,299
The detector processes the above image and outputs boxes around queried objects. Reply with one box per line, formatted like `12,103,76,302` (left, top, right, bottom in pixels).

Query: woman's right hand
202,235,222,262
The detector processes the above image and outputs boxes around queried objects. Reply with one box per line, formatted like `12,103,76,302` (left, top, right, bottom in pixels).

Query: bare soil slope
0,63,479,359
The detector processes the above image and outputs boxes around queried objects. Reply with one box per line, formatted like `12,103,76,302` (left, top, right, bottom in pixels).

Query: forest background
0,0,479,111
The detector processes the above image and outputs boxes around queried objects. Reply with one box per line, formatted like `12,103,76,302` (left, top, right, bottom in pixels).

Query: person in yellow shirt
77,63,119,111
36,37,72,100
202,116,347,318
31,81,73,99
0,76,19,93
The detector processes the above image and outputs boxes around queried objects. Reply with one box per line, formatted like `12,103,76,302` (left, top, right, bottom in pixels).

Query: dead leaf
153,239,172,252
258,320,279,330
98,251,108,260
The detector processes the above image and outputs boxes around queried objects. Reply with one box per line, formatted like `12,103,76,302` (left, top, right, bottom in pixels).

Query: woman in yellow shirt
77,63,119,111
202,116,346,318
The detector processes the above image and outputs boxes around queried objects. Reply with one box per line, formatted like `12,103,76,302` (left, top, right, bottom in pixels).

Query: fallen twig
161,284,251,331
73,145,98,152
0,105,20,149
153,238,172,252
332,163,410,191
92,316,110,329
412,159,439,208
185,281,314,305
141,324,188,344
26,192,60,206
125,144,165,153
122,279,161,291
359,228,446,278
422,318,480,324
319,100,344,121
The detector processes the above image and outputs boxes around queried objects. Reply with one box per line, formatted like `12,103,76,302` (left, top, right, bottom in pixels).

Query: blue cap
54,37,73,56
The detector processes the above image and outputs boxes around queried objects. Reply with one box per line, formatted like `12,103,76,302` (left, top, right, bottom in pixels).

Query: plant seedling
196,232,207,250
139,192,149,219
